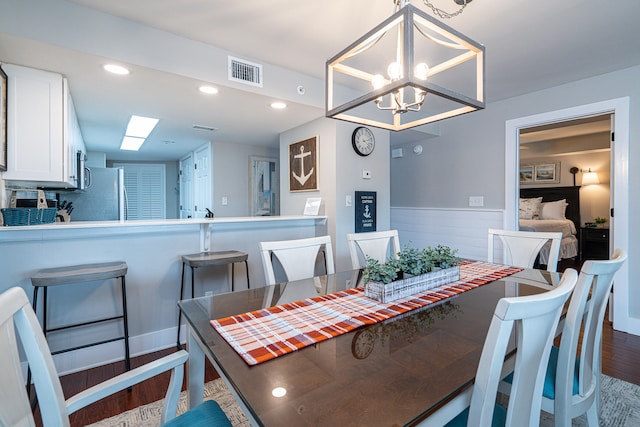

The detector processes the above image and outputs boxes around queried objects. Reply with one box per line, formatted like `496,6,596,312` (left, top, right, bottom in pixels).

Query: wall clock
351,126,375,157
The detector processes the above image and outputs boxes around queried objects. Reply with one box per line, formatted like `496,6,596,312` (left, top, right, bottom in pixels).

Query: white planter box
364,265,460,303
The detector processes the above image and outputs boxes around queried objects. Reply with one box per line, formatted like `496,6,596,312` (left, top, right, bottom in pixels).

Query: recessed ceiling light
103,64,130,75
198,85,219,95
270,102,287,109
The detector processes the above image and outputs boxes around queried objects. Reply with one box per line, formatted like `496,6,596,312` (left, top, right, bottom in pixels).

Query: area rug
88,375,640,426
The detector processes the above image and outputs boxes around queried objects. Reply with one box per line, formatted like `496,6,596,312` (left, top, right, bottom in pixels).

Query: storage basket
1,208,57,226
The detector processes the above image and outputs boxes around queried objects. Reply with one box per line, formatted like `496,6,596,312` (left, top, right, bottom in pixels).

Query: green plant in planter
363,243,460,284
398,244,425,275
362,257,398,284
594,216,608,226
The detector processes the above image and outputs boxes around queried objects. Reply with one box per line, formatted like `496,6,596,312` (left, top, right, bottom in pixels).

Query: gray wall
280,117,391,272
212,141,278,217
391,64,639,317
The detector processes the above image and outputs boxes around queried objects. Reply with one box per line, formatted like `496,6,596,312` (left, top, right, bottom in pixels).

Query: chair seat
163,400,232,427
181,251,248,268
445,404,507,427
503,345,580,400
31,261,128,286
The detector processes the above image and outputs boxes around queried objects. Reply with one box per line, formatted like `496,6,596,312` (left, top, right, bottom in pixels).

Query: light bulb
414,62,429,80
387,62,401,80
371,74,385,89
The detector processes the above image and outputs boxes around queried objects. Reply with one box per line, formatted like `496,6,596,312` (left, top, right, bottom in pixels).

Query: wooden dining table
178,266,560,426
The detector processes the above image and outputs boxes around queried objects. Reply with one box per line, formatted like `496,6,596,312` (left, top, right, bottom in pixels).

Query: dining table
178,263,561,426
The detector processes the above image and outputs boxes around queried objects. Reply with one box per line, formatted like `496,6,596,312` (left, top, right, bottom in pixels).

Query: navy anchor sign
289,137,318,191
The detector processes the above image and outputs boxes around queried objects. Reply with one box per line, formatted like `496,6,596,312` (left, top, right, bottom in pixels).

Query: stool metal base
27,262,131,396
176,251,249,349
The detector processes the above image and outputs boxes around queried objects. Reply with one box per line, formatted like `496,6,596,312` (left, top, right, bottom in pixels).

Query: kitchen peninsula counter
1,215,327,375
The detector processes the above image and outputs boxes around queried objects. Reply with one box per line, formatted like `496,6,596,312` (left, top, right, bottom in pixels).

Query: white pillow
519,197,542,219
539,199,567,220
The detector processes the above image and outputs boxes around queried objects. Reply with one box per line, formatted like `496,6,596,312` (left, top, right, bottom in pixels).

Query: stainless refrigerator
61,168,126,221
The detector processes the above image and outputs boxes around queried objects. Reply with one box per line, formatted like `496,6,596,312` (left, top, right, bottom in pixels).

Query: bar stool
30,261,131,370
176,250,249,348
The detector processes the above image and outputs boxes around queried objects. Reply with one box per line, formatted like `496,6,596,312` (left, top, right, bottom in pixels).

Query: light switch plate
346,195,352,207
222,196,228,205
469,196,484,207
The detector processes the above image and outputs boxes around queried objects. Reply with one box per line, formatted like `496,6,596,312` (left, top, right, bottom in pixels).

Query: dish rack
1,189,57,226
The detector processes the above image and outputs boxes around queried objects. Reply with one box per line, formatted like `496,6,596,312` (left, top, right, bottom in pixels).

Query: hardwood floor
32,319,640,427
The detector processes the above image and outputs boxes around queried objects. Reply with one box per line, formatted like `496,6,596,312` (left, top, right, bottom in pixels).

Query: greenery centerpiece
362,244,461,303
594,216,608,227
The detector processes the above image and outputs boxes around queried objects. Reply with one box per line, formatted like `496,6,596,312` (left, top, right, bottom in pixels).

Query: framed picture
289,136,318,192
534,162,560,184
0,66,7,172
519,165,533,183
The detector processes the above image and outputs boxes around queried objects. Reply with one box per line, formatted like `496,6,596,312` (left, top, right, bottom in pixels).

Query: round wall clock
351,126,375,157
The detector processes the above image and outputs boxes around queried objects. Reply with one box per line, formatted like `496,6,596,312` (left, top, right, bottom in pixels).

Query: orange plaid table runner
211,261,522,366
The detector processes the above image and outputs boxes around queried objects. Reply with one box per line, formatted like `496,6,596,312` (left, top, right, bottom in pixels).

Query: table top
178,267,560,426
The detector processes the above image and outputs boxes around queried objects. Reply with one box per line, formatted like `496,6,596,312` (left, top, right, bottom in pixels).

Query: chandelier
326,0,484,131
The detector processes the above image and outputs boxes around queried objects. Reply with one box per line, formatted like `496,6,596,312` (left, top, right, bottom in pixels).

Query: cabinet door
3,64,65,183
65,86,85,187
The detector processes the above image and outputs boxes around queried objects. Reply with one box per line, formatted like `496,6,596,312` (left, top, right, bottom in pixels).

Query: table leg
186,324,205,410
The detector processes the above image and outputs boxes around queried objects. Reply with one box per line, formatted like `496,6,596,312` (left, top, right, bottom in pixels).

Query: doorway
249,156,279,216
505,98,632,334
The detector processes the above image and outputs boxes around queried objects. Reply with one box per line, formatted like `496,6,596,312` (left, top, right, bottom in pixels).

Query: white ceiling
2,0,640,161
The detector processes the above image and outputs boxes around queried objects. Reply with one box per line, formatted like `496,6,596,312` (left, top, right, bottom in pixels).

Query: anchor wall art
289,136,318,192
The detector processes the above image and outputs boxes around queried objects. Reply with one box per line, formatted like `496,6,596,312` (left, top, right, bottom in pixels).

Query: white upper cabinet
2,63,85,188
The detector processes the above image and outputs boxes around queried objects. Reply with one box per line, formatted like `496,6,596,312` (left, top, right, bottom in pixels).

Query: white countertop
0,215,327,231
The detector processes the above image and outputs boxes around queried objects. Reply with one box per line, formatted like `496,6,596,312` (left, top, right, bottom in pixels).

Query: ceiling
2,0,640,161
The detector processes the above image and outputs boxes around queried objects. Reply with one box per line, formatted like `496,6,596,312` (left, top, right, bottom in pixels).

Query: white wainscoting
391,207,505,262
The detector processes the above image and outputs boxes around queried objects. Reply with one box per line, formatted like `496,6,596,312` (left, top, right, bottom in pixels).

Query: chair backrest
259,235,335,286
488,228,562,272
346,230,401,269
468,268,578,427
0,287,69,427
554,249,627,409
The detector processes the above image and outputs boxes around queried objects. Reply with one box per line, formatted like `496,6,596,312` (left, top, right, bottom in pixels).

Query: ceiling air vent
192,124,218,132
228,56,263,87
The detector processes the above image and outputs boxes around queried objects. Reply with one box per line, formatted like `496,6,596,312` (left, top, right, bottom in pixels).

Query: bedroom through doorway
518,114,612,272
505,97,632,334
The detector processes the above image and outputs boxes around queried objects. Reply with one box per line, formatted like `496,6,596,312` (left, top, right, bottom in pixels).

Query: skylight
120,115,159,151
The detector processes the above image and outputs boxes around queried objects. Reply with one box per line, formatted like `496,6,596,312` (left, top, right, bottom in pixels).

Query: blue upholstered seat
163,400,232,427
445,404,507,427
504,345,580,399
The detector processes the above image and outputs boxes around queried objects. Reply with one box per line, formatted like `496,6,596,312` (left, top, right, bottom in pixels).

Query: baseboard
22,325,180,378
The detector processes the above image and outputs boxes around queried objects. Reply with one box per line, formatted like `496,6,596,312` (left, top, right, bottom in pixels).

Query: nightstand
580,227,610,262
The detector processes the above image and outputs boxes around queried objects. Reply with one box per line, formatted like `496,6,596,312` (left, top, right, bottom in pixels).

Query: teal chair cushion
445,404,507,427
503,345,580,399
163,400,232,427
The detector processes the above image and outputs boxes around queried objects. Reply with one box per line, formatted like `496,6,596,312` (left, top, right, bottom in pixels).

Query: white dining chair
420,268,578,427
346,230,401,269
259,235,335,286
501,249,627,426
0,286,232,427
488,228,562,272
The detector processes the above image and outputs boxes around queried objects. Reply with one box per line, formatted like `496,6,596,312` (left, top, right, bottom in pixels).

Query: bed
519,186,580,265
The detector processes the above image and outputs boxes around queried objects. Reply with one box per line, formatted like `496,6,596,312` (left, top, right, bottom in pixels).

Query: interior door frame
505,97,634,334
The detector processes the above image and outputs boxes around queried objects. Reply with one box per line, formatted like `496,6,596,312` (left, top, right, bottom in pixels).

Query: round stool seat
181,251,248,268
31,261,128,287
